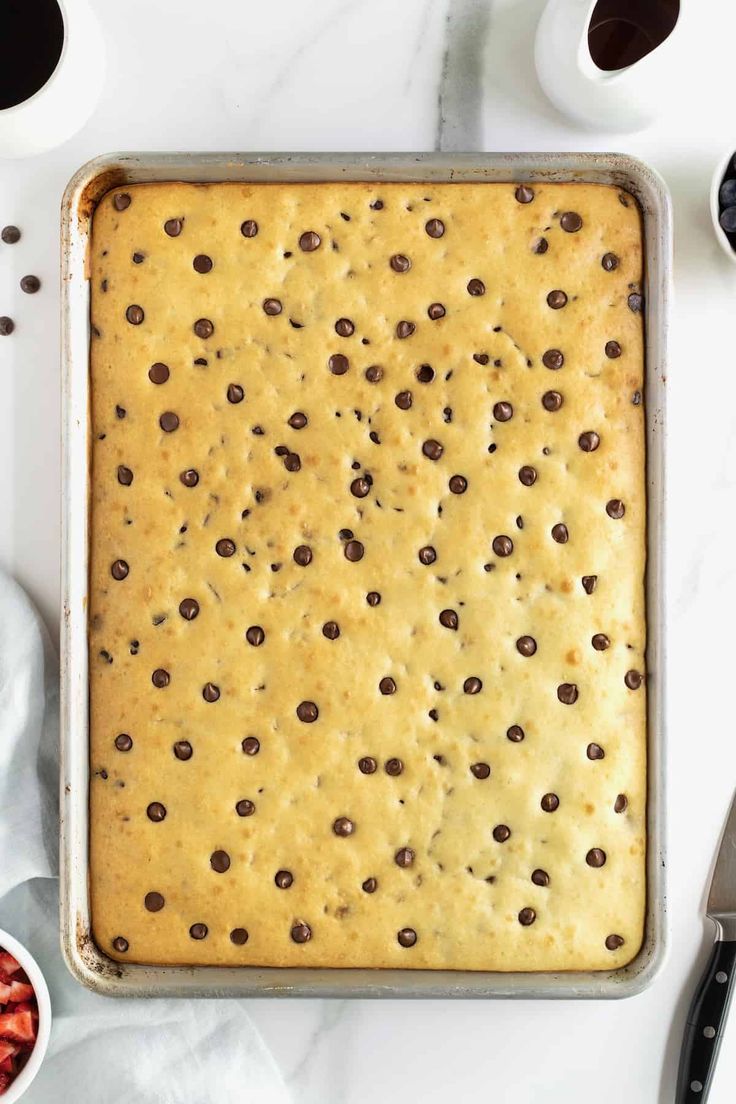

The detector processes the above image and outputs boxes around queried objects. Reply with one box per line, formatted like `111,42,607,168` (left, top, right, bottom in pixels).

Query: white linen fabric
0,570,291,1103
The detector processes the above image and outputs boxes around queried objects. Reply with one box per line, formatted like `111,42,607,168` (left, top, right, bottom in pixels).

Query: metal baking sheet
60,152,669,998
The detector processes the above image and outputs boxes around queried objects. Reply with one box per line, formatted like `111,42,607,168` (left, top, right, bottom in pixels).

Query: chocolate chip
396,320,416,339
158,411,179,433
333,816,354,837
365,365,383,382
425,218,445,238
180,468,199,487
428,302,446,320
20,274,40,294
557,683,578,704
275,869,294,888
395,847,415,867
515,185,534,204
518,907,537,926
344,539,364,562
328,353,349,375
470,762,490,779
542,390,563,411
189,923,208,940
350,477,371,499
117,465,134,486
193,254,213,274
126,304,144,325
397,928,417,947
194,318,214,339
625,669,643,690
230,928,249,945
148,361,170,385
263,298,282,315
614,794,628,813
178,598,200,621
0,317,14,336
385,758,403,776
449,475,467,494
605,934,624,951
173,740,193,760
202,682,220,702
284,453,301,472
578,431,600,453
210,849,230,873
164,218,183,237
289,919,313,944
147,801,166,822
463,676,482,694
111,559,129,580
542,349,564,370
335,317,355,336
1,225,21,242
116,405,126,420
413,364,434,386
492,535,513,557
493,401,513,422
586,848,606,868
439,609,458,630
296,700,319,722
112,936,129,952
582,575,597,594
541,793,559,812
516,635,537,656
587,742,605,760
294,544,312,566
322,621,340,640
533,237,549,254
474,353,489,365
246,625,265,647
605,340,622,359
379,677,396,695
216,538,235,557
115,733,132,752
591,633,610,651
370,199,384,210
362,877,378,893
366,591,381,606
467,278,485,296
418,546,437,565
132,252,145,264
551,523,568,544
601,252,619,271
236,798,255,817
507,724,524,742
628,292,643,313
358,756,377,774
547,290,567,309
390,254,411,272
395,391,413,410
606,499,625,519
144,891,164,912
240,220,258,238
560,211,583,232
519,466,537,486
299,230,321,252
493,824,511,842
422,439,443,461
532,869,549,887
242,736,260,755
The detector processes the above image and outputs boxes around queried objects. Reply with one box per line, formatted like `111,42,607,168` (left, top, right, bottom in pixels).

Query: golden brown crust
89,180,646,971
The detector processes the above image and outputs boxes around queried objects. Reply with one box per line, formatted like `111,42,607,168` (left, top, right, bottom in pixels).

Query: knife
677,790,736,1101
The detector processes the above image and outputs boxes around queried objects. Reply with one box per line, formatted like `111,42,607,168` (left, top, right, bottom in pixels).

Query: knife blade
676,790,736,1101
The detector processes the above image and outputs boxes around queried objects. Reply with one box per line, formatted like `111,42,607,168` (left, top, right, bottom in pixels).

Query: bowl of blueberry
712,149,736,261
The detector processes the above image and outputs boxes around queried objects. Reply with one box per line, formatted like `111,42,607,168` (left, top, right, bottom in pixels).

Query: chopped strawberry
8,983,33,1004
0,1043,16,1066
0,984,10,1004
0,1011,34,1045
0,955,20,979
0,1070,11,1093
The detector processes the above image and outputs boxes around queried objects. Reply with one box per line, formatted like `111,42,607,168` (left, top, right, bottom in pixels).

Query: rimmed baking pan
60,152,669,998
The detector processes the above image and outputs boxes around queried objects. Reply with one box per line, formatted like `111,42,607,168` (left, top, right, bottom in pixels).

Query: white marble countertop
2,0,736,1100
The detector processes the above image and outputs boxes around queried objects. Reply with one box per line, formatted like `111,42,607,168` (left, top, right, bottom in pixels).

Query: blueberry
720,178,736,207
719,205,736,234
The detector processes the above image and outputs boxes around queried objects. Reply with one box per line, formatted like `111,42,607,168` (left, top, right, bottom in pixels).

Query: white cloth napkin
0,570,292,1104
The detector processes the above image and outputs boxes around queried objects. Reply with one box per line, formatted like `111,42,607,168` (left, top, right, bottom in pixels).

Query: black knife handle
676,939,736,1102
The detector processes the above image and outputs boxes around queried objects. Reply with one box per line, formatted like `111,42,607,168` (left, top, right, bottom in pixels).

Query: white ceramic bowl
0,929,51,1103
711,147,736,265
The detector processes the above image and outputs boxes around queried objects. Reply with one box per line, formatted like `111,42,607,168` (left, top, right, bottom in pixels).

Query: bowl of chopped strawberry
0,930,51,1101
